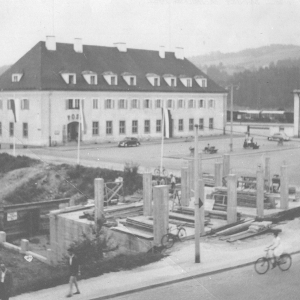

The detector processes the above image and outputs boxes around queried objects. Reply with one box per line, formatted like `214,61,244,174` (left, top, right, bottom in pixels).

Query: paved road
110,254,300,300
2,134,300,183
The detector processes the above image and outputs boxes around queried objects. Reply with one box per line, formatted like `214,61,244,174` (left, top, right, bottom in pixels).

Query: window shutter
137,100,140,109
203,100,206,108
125,100,128,109
65,99,69,110
149,100,152,109
112,100,115,109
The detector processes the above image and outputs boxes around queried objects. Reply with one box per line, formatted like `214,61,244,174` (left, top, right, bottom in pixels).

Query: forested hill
189,44,300,74
188,45,300,110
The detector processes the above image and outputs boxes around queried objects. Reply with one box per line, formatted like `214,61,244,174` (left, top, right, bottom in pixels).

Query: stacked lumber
104,203,143,219
213,188,274,209
120,217,154,232
203,173,215,187
248,221,272,233
206,209,242,221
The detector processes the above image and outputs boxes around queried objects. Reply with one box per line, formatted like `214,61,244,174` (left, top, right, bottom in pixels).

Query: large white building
0,36,227,146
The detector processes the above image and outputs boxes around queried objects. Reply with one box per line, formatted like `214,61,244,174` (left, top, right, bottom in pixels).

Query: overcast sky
0,0,299,66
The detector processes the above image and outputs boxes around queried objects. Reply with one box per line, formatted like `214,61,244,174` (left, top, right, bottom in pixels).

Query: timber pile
203,173,215,187
120,217,154,232
213,188,274,209
169,211,210,226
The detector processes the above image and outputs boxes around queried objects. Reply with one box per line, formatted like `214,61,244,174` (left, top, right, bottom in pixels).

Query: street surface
2,132,300,184
111,254,300,300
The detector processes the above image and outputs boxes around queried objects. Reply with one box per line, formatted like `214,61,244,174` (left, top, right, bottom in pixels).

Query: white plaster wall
0,90,226,146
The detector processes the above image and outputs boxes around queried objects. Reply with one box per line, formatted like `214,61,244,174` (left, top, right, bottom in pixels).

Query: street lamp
226,84,239,152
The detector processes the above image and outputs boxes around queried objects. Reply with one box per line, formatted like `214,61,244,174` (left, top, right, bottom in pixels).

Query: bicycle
161,224,187,249
254,249,292,274
154,166,168,177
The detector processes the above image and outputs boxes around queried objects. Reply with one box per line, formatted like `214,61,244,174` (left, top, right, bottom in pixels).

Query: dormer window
194,75,207,88
146,73,160,87
82,71,97,85
163,74,177,87
179,75,192,87
60,71,76,84
103,72,118,86
121,72,136,86
12,73,23,82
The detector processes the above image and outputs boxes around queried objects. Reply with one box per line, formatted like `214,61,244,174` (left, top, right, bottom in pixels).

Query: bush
123,162,143,195
0,153,39,173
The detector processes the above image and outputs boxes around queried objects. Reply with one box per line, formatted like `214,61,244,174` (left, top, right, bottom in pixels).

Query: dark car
118,137,140,147
267,132,290,141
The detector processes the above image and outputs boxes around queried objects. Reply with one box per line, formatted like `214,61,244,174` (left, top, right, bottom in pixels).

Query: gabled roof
0,41,225,93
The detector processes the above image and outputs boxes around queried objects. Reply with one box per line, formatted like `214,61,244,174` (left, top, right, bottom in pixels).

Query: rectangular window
69,75,75,84
105,99,112,109
93,99,98,109
92,122,99,135
131,99,137,109
167,99,172,108
189,118,194,131
91,76,96,85
0,99,2,110
209,99,215,108
199,118,204,130
74,99,80,109
21,99,29,110
144,120,150,133
111,76,116,85
119,99,125,109
9,122,14,137
132,120,138,134
156,120,161,133
106,121,113,135
0,122,2,136
130,77,134,85
119,121,126,134
156,99,161,108
178,119,183,131
188,99,194,108
209,118,214,130
23,123,28,138
178,99,183,108
12,75,18,82
187,79,191,87
144,99,150,109
68,99,73,109
7,99,13,109
171,78,175,87
154,78,158,86
199,99,204,108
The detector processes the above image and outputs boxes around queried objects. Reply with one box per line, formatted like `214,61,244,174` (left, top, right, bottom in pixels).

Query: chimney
74,38,83,53
175,47,184,60
46,36,56,51
114,42,127,52
159,46,165,59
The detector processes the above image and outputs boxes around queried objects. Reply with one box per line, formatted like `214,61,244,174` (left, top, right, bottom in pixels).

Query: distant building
0,36,226,146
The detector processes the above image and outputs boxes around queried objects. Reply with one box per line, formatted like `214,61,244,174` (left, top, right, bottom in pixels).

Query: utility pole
227,84,239,152
194,124,200,263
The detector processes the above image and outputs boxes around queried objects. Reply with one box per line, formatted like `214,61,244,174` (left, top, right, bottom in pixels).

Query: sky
0,0,300,66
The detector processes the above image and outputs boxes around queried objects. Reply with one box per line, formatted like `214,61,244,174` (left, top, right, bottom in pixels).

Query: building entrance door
67,122,79,141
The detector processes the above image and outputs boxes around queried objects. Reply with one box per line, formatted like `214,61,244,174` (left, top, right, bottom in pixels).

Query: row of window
92,118,214,135
12,72,208,88
67,98,216,110
0,99,30,110
0,118,214,139
0,122,28,138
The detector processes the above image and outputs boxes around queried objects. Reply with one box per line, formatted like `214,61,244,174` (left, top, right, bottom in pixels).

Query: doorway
67,122,79,141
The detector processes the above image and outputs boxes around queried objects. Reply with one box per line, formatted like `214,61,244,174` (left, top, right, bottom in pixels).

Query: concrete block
20,239,29,254
181,167,189,206
280,164,289,209
143,173,153,216
256,166,264,218
227,174,237,224
0,232,6,243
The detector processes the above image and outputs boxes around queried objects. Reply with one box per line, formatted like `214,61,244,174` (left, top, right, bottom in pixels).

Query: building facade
0,37,227,146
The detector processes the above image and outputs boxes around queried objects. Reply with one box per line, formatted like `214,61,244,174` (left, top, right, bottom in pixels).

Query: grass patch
0,244,164,296
0,153,39,173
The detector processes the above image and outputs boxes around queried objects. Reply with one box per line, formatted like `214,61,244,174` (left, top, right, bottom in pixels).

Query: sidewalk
12,219,300,300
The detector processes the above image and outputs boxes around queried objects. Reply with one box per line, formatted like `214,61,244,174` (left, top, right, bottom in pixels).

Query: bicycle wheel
278,254,292,271
254,257,269,274
161,234,175,249
178,228,187,242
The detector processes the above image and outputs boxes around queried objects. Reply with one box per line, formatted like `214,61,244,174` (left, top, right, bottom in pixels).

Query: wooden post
223,154,230,178
256,165,264,218
181,167,189,206
227,174,237,224
214,161,222,187
188,159,194,197
265,157,271,192
94,178,104,224
280,164,289,209
143,173,153,216
199,178,205,235
153,185,169,246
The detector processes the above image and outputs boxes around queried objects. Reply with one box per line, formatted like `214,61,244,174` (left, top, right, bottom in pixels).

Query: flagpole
13,136,16,156
77,102,81,165
13,95,16,156
160,108,165,175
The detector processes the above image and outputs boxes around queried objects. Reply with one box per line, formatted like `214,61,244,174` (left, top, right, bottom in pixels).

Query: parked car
118,137,140,147
267,132,290,141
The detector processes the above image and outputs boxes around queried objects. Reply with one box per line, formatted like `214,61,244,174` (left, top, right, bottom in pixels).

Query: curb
90,250,300,300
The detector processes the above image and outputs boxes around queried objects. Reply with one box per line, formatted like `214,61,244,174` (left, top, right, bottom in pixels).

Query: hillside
189,44,300,74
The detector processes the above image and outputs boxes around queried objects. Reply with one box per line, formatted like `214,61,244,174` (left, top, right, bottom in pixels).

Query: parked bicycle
161,224,187,249
254,249,292,274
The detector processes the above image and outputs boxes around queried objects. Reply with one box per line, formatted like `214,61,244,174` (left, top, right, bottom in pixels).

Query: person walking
0,263,13,300
66,249,81,298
